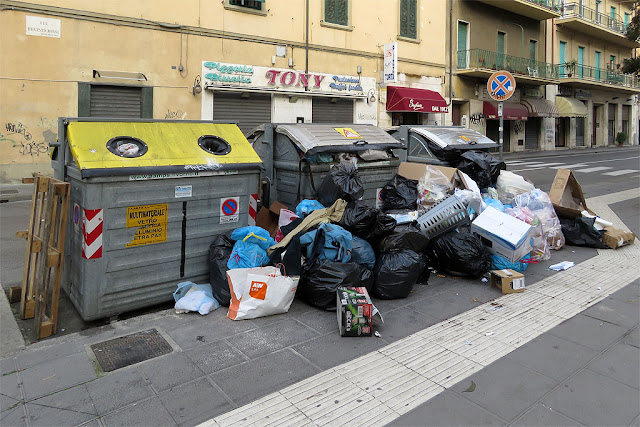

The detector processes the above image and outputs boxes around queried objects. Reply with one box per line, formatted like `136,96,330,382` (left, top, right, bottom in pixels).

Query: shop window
399,0,418,41
225,0,266,15
323,0,349,28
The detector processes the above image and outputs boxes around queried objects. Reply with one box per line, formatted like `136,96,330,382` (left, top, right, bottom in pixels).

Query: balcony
557,3,639,48
456,48,559,85
559,63,640,94
476,0,561,20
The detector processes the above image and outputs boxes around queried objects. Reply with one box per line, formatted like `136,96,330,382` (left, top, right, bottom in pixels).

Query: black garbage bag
372,213,398,238
376,222,429,253
208,234,235,306
488,156,507,183
456,151,500,188
381,174,418,211
339,201,378,238
560,217,608,249
426,231,492,277
316,162,364,207
298,260,374,310
372,250,426,299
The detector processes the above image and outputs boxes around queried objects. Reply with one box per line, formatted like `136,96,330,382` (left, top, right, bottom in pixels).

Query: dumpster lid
410,126,498,150
66,121,263,178
275,124,404,155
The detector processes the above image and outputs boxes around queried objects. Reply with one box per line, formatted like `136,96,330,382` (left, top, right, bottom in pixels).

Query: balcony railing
561,2,628,36
559,63,640,88
457,48,559,80
525,0,561,11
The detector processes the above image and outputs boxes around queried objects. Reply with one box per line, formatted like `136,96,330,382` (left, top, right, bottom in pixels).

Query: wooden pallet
13,174,70,339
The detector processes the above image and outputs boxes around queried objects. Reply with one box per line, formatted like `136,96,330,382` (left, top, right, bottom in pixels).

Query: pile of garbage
174,153,635,337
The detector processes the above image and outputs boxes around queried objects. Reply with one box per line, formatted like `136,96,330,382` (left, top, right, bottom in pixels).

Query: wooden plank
30,237,42,253
50,183,70,333
9,286,22,304
37,177,50,193
46,248,60,268
19,176,40,318
34,184,55,339
22,177,35,184
24,299,35,319
38,317,53,339
15,230,28,239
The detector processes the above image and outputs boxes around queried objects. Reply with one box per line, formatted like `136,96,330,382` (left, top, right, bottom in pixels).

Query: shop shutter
400,0,417,39
212,92,271,135
90,86,142,118
486,120,511,152
524,117,540,150
325,0,348,26
312,98,354,123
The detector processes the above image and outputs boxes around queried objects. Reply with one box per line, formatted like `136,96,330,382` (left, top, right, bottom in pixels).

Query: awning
483,101,528,121
386,86,449,113
555,96,588,118
521,98,559,118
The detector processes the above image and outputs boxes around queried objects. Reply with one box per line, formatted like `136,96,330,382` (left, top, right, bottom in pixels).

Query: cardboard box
603,226,636,249
398,162,471,191
471,206,533,263
490,269,526,294
549,169,596,218
337,287,373,337
255,201,289,238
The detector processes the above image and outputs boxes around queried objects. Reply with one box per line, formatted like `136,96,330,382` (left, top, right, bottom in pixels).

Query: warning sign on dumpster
220,197,239,224
126,204,168,247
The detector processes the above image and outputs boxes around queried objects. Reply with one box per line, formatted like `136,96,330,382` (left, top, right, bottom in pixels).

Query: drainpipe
448,0,453,109
305,0,309,91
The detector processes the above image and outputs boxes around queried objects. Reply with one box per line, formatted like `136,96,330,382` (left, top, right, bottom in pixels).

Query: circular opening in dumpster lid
106,136,148,158
198,135,232,155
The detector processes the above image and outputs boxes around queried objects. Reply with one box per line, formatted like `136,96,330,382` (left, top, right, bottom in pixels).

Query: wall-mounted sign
383,42,398,84
26,15,61,38
126,204,168,247
265,70,325,88
204,61,254,84
330,76,363,92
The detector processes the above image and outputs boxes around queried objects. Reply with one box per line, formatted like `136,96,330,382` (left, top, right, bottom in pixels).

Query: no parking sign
487,71,516,102
220,197,239,224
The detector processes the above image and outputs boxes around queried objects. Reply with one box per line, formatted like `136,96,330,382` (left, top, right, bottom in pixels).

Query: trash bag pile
192,153,629,324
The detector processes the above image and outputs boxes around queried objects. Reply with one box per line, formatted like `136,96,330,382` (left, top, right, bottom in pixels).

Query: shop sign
330,75,363,92
265,70,325,88
204,61,254,84
383,42,398,84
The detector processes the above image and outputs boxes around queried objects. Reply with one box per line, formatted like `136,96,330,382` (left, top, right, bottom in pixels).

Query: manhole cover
90,328,173,372
0,189,19,195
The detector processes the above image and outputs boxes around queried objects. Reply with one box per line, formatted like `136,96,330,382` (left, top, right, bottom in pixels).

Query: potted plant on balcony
565,59,578,77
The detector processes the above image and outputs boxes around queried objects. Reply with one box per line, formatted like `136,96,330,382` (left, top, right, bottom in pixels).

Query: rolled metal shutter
524,118,539,150
90,86,142,118
576,117,585,146
312,98,354,123
212,92,271,135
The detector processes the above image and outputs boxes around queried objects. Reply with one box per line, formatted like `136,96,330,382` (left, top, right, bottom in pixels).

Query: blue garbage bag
483,197,505,212
491,253,531,273
350,236,376,269
300,223,352,263
227,240,269,269
296,199,325,218
230,226,275,250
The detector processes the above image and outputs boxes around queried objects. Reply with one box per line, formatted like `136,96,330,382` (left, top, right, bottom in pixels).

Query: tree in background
623,2,639,75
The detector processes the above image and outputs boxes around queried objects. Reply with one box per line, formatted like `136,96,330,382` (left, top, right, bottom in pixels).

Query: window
324,0,349,27
225,0,266,15
610,54,616,69
399,0,418,40
529,40,536,62
595,50,601,81
457,21,469,68
610,6,616,19
578,46,584,78
497,31,505,68
625,12,630,26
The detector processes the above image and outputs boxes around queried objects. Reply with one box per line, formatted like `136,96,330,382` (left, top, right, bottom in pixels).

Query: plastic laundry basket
417,195,470,240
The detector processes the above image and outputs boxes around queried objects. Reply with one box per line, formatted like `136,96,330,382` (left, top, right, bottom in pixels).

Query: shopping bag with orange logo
226,265,298,320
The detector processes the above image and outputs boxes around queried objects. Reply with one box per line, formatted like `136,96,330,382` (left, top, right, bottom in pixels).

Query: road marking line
549,164,588,169
602,169,638,176
574,166,614,173
198,191,640,427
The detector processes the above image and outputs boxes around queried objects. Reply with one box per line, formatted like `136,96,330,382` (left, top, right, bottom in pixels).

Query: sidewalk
0,191,638,426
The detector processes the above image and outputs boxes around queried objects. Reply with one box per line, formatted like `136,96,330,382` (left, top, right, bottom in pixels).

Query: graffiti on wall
165,109,187,120
469,114,485,125
2,119,56,157
513,120,524,135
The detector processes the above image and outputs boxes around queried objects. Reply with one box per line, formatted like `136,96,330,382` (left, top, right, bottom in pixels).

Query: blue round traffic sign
487,71,516,101
222,199,238,216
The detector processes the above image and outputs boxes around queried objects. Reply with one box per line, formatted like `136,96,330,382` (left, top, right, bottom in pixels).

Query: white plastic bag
418,166,451,204
496,170,534,205
227,266,298,320
173,282,220,315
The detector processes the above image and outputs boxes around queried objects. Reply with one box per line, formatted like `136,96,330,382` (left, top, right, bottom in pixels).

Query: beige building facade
0,0,448,182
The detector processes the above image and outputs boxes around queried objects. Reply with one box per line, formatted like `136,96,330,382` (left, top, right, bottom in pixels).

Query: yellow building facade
0,0,448,182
